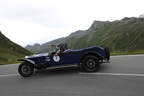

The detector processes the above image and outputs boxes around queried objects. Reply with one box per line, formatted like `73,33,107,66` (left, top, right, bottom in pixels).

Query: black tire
18,62,34,77
81,55,100,72
105,47,110,61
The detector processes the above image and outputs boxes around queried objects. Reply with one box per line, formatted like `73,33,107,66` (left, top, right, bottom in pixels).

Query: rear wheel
18,62,34,77
81,55,100,72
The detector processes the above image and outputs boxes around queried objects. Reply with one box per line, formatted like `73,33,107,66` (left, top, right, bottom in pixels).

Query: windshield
48,45,59,53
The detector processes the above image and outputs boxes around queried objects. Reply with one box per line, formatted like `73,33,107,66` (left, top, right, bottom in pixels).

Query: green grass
111,50,144,56
0,46,29,65
0,53,24,65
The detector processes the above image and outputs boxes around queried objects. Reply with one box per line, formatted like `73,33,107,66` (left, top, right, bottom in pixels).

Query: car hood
27,53,49,58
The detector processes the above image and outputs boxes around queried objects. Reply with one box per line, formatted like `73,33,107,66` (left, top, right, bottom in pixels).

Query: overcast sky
0,0,144,46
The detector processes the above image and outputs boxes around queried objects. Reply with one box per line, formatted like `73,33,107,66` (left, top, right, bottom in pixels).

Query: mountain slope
0,31,31,64
26,17,144,54
26,30,89,53
68,17,144,52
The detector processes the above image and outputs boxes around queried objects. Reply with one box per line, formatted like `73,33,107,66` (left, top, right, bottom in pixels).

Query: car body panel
18,46,108,69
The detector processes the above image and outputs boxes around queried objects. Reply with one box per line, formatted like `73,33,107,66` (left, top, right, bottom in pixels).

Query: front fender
17,59,35,64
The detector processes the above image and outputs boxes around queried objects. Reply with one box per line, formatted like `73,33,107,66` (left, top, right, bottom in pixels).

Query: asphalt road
0,55,144,96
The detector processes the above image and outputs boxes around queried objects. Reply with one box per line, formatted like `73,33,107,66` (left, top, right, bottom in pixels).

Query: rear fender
80,51,104,62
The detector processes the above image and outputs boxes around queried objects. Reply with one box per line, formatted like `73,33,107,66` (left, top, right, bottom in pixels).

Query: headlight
25,56,28,58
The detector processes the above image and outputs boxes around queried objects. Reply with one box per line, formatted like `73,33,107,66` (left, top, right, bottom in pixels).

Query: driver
54,43,68,56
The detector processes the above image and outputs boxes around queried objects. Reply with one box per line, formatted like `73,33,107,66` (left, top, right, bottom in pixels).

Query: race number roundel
53,56,60,62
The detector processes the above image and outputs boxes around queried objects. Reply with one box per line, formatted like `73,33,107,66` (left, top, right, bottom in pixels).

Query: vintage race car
18,45,110,77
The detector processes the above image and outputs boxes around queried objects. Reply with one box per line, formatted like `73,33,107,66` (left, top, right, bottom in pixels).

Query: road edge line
80,72,144,77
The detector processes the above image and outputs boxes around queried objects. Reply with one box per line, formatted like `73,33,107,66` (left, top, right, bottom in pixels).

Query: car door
59,50,81,65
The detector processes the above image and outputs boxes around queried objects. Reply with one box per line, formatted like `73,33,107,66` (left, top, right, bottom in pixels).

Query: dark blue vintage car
18,45,110,77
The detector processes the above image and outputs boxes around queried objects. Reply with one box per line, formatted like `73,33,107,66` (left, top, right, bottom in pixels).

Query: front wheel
18,62,34,77
81,55,100,72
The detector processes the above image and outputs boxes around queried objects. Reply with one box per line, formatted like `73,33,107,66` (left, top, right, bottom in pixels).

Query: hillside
26,17,144,54
26,30,88,53
0,31,31,64
68,17,144,51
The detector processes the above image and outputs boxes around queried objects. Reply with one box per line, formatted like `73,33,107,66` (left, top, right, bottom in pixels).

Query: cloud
0,19,73,46
0,0,144,46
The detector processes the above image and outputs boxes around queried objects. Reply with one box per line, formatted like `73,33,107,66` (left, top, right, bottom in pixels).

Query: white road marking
0,74,18,77
80,73,144,77
111,54,144,57
0,72,144,77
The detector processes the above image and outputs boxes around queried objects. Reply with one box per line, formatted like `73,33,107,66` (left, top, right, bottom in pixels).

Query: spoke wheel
82,55,99,72
18,62,34,77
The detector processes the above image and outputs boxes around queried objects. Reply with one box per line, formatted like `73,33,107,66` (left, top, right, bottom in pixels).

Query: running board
46,64,78,70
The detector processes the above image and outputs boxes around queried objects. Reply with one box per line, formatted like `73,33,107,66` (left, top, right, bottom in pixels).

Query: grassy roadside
111,50,144,56
0,47,30,65
0,53,25,65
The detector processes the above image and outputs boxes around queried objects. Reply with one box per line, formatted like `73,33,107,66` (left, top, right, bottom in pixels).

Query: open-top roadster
18,44,110,77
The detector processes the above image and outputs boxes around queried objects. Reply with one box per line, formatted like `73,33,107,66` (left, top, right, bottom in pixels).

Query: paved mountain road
0,55,144,96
